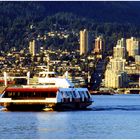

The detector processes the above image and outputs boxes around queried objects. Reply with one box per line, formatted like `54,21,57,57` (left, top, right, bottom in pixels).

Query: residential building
113,38,126,59
80,29,89,55
105,38,128,88
105,69,128,88
29,40,36,56
105,58,128,88
117,38,126,48
135,55,140,64
94,36,105,55
110,58,126,71
126,37,140,57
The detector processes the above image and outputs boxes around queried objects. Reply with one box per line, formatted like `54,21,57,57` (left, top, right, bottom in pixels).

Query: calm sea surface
1,94,140,139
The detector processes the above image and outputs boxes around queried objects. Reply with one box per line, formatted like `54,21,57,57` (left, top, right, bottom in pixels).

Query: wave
92,105,140,111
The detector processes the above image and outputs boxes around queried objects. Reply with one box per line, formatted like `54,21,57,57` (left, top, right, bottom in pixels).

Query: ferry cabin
0,87,92,110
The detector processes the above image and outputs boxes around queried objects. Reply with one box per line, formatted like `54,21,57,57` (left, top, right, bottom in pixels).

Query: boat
0,71,93,110
37,71,74,88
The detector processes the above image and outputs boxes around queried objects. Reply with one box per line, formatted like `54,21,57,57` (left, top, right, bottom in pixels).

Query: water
1,94,140,139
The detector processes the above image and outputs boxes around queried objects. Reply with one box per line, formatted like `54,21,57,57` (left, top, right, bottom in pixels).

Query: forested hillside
1,1,140,52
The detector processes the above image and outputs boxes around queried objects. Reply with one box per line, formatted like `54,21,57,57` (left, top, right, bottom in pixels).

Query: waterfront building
104,38,129,88
94,36,105,55
105,69,128,88
105,57,128,88
126,37,140,57
113,38,126,59
29,40,36,56
80,29,89,55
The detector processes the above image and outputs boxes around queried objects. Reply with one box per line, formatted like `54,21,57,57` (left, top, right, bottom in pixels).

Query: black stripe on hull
2,101,92,111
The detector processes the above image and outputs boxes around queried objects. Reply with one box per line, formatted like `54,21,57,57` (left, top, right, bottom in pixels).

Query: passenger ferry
0,71,93,110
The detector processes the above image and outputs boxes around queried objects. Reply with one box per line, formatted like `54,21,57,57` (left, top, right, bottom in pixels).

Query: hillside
41,1,140,24
1,1,140,52
1,1,140,23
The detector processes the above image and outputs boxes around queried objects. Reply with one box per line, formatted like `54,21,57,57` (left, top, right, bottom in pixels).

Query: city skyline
0,2,140,139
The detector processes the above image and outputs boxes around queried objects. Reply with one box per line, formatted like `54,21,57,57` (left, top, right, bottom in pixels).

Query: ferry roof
6,87,58,93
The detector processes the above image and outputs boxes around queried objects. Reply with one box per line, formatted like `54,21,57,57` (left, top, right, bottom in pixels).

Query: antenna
65,71,68,78
47,54,50,71
4,72,7,86
27,71,30,85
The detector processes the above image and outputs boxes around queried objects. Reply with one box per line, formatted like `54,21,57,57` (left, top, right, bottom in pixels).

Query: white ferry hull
0,86,93,111
0,101,92,111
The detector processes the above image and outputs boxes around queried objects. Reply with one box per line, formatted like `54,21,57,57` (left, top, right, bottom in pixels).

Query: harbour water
1,94,140,139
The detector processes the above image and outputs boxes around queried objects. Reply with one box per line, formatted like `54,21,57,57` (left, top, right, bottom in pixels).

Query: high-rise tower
80,29,89,55
94,36,105,54
104,38,128,88
113,38,126,59
126,37,140,57
29,40,36,56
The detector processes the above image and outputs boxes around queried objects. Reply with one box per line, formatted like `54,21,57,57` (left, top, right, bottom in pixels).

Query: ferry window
35,92,41,97
68,91,72,97
12,92,16,97
40,74,46,77
61,91,65,97
69,91,73,95
43,92,47,97
20,92,23,97
41,92,49,97
40,92,44,97
33,92,36,96
48,74,55,77
23,92,27,97
73,91,77,97
82,91,86,97
13,92,17,97
45,83,55,85
86,91,90,98
65,91,69,97
29,92,34,97
3,92,7,97
83,91,88,98
8,92,12,97
78,91,82,98
28,92,35,97
26,92,30,97
17,92,20,97
42,92,47,97
61,91,68,98
35,92,40,97
50,92,56,97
